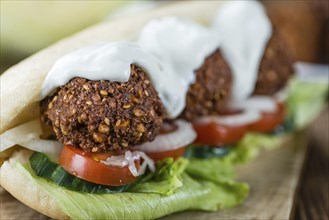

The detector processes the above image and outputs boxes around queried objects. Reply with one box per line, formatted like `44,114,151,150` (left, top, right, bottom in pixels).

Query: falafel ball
180,49,232,121
40,65,165,152
253,29,295,95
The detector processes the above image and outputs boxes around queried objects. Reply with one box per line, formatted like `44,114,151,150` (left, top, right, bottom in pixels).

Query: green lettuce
185,158,249,209
131,158,188,195
186,157,235,183
16,161,248,219
224,133,282,165
184,133,282,198
287,79,328,129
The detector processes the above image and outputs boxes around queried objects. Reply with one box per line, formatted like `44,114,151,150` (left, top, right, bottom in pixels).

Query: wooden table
294,106,329,220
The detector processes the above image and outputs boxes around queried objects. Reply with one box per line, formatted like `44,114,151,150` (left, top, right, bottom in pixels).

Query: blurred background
0,1,328,220
1,0,328,74
0,0,159,72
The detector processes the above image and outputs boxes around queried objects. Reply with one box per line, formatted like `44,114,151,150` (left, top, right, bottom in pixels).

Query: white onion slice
20,139,63,158
195,110,261,127
295,62,329,83
0,118,63,158
101,150,155,177
229,96,277,113
0,119,42,152
125,151,138,176
135,151,155,174
135,120,196,153
194,96,282,127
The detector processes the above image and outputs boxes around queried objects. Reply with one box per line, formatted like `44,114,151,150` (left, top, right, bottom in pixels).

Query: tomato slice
193,122,247,146
59,145,139,186
249,102,285,133
145,146,186,161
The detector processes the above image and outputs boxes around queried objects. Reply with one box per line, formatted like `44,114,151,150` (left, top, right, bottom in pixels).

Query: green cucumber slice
184,146,231,159
29,152,140,194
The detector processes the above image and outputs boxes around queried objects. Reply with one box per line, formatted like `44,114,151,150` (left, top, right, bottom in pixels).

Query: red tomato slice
59,145,139,186
145,146,186,161
193,122,247,146
249,102,285,133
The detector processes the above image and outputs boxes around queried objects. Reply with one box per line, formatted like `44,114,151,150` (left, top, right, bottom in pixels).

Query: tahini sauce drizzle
212,1,272,100
41,1,272,117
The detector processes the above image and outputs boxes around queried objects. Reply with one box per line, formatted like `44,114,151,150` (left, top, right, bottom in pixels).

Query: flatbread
0,149,68,219
0,1,225,219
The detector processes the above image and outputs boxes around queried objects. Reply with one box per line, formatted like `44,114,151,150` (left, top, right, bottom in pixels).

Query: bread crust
0,149,69,219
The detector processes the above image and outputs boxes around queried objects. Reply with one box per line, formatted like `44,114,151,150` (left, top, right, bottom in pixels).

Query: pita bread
0,1,226,219
0,149,69,219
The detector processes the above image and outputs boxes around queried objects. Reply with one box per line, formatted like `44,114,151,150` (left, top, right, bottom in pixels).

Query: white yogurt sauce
41,18,220,118
41,2,272,118
137,17,220,117
41,42,182,118
212,0,272,100
41,42,161,99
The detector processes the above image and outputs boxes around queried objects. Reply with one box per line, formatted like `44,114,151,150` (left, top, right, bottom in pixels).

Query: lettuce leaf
131,157,188,195
16,161,248,219
287,79,328,129
224,133,282,165
185,157,249,209
186,157,235,183
184,134,278,207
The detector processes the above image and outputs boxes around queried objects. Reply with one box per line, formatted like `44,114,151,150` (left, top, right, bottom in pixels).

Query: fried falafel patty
40,65,165,152
180,50,232,121
253,29,295,95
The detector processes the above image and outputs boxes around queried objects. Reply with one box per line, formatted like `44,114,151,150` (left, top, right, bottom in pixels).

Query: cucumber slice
184,146,230,159
30,152,140,194
270,117,295,136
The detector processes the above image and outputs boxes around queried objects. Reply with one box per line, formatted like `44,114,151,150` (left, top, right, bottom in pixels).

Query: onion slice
0,119,63,157
295,62,329,83
195,110,261,127
101,150,155,177
135,120,196,153
194,96,281,127
0,119,42,151
20,139,63,158
229,96,277,113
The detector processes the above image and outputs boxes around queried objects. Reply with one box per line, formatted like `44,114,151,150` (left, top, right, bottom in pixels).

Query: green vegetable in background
287,78,328,129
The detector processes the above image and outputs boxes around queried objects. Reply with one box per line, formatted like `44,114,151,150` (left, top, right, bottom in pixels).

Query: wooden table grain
294,107,329,220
